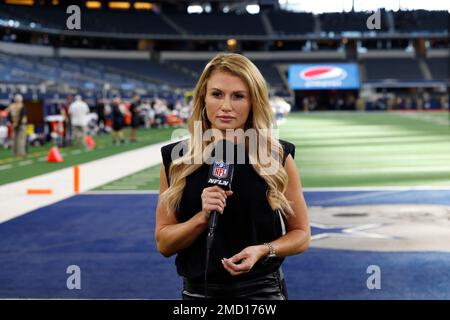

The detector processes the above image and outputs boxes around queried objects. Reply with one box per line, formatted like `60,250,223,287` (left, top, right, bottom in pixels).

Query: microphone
204,141,235,299
206,159,234,250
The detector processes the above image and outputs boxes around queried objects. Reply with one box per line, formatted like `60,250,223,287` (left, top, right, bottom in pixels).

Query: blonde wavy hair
161,53,294,217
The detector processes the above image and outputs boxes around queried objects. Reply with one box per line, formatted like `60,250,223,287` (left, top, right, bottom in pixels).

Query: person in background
140,99,155,128
7,94,27,157
154,99,168,128
61,95,73,147
129,94,140,143
111,96,125,145
440,94,448,110
68,95,90,149
95,97,106,135
179,100,192,124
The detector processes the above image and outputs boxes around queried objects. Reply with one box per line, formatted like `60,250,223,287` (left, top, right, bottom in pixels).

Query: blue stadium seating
267,11,315,34
362,58,424,81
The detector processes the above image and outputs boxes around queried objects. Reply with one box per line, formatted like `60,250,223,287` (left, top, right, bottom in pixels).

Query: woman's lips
217,116,235,122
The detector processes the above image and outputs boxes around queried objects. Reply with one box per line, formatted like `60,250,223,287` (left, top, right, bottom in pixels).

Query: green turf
94,165,161,191
4,112,450,189
94,111,450,190
283,112,450,187
0,127,175,185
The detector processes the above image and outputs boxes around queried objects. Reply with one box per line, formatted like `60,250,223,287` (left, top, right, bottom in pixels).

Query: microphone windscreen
207,160,234,190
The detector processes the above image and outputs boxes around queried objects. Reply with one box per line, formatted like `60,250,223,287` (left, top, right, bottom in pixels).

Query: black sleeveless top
160,139,295,283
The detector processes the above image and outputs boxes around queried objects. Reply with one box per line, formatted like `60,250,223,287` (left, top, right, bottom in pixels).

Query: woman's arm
155,163,232,257
222,154,310,275
155,164,208,257
268,153,311,256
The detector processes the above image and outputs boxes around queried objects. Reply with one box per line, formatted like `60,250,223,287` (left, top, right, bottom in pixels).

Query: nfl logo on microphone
212,161,228,179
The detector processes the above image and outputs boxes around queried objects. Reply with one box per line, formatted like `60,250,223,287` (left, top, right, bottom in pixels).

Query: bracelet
262,242,276,263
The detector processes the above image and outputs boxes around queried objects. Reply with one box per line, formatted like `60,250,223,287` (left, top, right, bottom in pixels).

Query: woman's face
204,70,251,133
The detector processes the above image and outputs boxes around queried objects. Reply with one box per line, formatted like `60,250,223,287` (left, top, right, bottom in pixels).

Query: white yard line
0,164,13,171
2,137,449,224
394,111,450,126
0,139,183,224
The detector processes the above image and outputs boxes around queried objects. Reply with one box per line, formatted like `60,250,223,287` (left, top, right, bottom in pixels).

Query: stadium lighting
227,38,237,47
108,1,131,10
5,19,20,28
204,3,212,13
398,0,450,11
187,5,203,14
5,0,33,5
246,4,260,14
343,0,353,12
278,0,449,12
86,1,102,9
353,0,399,12
134,2,153,10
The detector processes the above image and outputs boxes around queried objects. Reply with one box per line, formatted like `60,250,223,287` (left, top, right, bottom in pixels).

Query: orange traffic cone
47,146,63,162
85,135,96,149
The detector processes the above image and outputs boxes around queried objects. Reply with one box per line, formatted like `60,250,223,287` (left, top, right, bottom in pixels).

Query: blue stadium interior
0,0,449,301
0,0,448,109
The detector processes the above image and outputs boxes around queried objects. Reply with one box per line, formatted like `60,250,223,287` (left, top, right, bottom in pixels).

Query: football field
1,111,450,299
95,111,450,191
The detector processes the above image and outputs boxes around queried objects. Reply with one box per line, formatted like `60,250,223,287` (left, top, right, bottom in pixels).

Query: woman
155,53,310,300
111,96,125,145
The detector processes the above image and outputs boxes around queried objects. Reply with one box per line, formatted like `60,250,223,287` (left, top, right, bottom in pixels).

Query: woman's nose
220,95,233,111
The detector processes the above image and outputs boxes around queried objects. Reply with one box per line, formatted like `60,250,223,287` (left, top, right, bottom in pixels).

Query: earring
202,107,207,119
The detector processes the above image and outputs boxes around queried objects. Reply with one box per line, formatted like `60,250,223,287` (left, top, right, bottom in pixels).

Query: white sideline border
0,139,185,224
1,136,449,224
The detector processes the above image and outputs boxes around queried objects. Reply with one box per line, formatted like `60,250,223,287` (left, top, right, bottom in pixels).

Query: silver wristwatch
262,242,276,263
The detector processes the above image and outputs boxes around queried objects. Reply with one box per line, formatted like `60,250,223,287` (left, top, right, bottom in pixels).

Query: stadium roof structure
0,3,447,41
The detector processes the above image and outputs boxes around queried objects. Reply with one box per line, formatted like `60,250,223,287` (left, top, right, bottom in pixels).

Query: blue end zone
0,191,449,299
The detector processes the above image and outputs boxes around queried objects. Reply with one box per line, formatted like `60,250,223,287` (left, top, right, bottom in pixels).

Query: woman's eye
212,92,222,97
233,94,244,99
